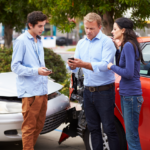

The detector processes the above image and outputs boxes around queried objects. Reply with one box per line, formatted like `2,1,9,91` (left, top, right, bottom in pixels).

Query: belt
85,83,115,92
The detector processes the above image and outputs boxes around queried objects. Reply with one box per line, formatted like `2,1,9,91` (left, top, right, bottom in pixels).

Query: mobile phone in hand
44,68,52,72
68,57,74,63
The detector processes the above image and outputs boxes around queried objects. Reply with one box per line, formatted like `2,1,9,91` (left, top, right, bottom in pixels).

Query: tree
30,0,150,35
0,0,40,48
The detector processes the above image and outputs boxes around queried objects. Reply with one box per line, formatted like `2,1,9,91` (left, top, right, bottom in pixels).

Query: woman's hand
107,63,113,70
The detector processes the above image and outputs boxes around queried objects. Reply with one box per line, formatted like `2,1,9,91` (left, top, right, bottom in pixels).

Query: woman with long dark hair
107,17,144,150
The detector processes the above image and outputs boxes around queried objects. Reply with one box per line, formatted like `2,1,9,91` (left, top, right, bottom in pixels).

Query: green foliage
41,31,51,36
0,47,12,72
59,73,71,96
30,0,150,32
67,48,76,51
0,0,40,31
0,47,67,83
44,48,67,83
0,47,69,96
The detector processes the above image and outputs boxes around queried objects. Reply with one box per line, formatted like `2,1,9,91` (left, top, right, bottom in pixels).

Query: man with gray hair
67,12,120,150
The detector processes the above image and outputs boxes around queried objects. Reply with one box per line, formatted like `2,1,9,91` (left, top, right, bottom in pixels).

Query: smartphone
68,57,74,63
44,68,52,72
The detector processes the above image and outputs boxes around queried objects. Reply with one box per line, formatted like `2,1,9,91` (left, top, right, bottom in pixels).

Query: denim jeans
121,95,144,150
84,86,120,150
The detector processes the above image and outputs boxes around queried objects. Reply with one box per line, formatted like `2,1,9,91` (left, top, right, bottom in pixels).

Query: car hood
0,72,63,97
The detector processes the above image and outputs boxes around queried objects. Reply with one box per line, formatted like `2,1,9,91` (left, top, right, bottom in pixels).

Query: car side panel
138,76,150,149
115,75,150,150
114,75,126,132
114,83,125,130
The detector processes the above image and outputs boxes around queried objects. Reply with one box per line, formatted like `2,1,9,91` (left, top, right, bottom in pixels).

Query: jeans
84,86,120,150
121,95,144,150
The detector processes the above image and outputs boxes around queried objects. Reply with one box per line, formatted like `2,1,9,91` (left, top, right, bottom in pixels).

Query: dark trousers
83,86,120,150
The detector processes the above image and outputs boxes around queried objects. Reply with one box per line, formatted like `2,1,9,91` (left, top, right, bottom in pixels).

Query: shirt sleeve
11,39,39,76
66,41,81,73
91,38,116,72
111,42,135,79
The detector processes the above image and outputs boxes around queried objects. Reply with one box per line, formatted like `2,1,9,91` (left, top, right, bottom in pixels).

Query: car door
138,42,150,149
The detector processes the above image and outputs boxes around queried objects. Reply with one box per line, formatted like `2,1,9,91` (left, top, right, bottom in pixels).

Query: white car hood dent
0,72,63,97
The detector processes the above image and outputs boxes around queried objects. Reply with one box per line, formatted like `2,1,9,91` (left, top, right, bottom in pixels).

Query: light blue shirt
67,30,116,86
11,31,48,98
22,42,39,98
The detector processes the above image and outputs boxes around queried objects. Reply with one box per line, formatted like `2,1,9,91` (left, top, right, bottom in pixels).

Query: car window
140,44,150,76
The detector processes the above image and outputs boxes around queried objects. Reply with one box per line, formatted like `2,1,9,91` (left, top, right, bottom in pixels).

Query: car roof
137,37,150,43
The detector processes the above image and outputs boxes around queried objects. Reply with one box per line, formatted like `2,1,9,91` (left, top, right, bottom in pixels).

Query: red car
59,37,150,150
115,37,150,150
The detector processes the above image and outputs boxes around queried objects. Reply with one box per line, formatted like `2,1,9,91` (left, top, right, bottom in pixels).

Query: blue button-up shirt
11,31,48,98
67,30,116,86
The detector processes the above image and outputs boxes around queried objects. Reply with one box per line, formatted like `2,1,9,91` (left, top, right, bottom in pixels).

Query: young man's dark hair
27,11,47,29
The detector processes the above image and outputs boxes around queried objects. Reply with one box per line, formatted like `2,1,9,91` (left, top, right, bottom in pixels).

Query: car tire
82,117,127,150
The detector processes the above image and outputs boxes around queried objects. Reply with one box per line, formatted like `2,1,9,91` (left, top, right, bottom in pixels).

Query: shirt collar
25,30,41,40
86,30,102,41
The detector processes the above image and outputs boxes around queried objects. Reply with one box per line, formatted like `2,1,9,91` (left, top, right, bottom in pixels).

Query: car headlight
0,101,22,114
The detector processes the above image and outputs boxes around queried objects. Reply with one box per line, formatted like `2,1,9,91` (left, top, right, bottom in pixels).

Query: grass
67,47,76,51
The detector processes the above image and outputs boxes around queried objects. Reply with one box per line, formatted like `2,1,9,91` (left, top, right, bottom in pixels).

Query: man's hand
68,58,93,71
68,58,84,68
38,67,52,76
67,59,77,70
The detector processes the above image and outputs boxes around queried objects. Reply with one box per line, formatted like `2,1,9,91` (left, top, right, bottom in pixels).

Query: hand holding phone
68,57,74,63
38,67,52,76
44,68,52,72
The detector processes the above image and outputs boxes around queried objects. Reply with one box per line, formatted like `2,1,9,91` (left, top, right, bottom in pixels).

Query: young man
67,13,120,150
11,11,51,150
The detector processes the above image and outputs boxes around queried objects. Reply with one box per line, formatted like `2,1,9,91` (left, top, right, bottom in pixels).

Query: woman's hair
115,17,145,64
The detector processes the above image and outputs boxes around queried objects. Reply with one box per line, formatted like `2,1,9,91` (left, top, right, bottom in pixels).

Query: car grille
40,109,67,134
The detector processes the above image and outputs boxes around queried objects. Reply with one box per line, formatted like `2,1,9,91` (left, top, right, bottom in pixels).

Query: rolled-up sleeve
11,39,38,76
91,39,116,73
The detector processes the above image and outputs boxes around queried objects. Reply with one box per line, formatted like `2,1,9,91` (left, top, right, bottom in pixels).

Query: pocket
123,96,133,101
22,98,30,114
137,96,144,113
122,96,133,107
28,97,35,106
22,97,35,113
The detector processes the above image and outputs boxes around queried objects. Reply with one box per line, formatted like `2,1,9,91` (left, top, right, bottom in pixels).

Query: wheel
82,127,110,150
82,117,127,150
82,128,92,150
114,117,127,150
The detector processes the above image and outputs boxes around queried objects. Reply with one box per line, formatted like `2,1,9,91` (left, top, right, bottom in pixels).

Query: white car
0,72,70,141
